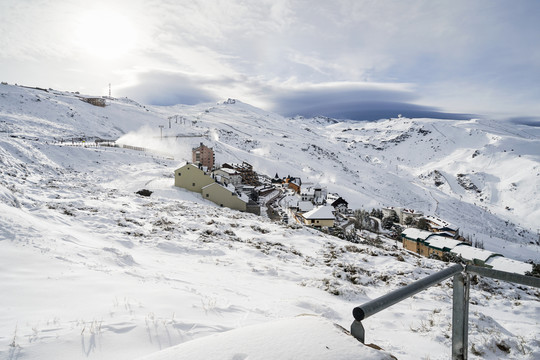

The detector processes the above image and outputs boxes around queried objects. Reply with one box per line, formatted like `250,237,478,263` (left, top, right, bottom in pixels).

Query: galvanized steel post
452,272,469,360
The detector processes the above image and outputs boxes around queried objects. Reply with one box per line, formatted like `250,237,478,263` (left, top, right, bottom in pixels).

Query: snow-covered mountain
1,84,539,359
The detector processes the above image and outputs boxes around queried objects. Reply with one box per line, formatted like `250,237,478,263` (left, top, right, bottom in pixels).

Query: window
178,172,181,176
192,183,195,187
206,194,209,198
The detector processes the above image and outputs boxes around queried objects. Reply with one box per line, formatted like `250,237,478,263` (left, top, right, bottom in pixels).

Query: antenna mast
109,83,111,98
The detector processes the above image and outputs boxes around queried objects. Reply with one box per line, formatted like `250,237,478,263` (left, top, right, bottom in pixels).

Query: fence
351,264,540,359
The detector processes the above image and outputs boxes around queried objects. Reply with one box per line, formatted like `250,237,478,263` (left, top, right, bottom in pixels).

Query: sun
74,10,137,59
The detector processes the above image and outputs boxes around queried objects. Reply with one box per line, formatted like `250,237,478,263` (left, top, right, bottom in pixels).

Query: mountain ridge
1,83,538,261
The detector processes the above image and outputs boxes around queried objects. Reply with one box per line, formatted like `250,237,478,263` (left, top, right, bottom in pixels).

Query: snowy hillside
1,84,539,359
154,97,540,262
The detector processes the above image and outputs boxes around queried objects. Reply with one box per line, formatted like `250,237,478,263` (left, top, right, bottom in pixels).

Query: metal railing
351,264,540,360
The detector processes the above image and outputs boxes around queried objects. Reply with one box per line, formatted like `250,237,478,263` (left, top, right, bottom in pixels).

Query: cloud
508,117,540,127
118,71,219,105
119,71,474,121
2,0,539,122
265,82,472,120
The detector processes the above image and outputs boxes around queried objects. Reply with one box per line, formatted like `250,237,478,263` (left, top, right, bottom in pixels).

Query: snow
137,316,394,360
302,205,335,220
425,215,457,231
401,228,433,240
452,244,501,262
425,236,463,251
485,256,533,274
0,84,539,360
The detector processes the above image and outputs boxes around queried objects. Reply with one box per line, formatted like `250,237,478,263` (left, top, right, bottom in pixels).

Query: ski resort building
192,143,215,169
401,228,532,274
175,163,215,193
212,168,242,187
202,182,248,212
222,162,260,186
401,228,433,256
424,215,459,236
300,205,335,228
174,163,259,214
383,207,424,224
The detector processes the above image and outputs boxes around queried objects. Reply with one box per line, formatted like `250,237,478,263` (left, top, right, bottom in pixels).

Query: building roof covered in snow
401,228,433,241
302,205,335,220
485,256,533,275
425,215,458,231
425,236,464,251
451,245,501,262
298,201,314,212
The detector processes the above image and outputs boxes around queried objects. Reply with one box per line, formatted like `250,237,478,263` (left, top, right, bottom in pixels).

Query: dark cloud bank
268,85,473,121
121,71,473,121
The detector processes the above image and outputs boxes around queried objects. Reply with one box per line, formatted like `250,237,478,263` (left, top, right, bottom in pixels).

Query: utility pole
159,125,164,140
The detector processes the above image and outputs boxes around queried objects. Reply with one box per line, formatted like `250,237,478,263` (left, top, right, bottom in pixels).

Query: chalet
271,173,283,185
330,197,348,213
286,176,302,193
301,205,335,228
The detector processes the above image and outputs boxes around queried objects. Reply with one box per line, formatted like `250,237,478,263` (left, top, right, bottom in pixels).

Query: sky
1,0,539,123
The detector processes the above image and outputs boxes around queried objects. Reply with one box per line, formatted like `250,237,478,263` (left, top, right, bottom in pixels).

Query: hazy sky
1,0,539,122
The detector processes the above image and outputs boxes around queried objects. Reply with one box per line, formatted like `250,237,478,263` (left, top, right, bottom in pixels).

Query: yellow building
174,163,251,213
301,206,335,228
174,163,215,193
401,228,433,256
201,183,247,211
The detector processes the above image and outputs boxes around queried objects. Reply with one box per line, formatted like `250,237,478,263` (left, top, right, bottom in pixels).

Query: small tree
525,262,540,278
370,208,383,219
415,217,429,230
382,217,394,230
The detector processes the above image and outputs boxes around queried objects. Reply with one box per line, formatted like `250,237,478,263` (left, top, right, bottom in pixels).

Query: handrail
351,263,540,360
466,264,540,288
352,263,463,321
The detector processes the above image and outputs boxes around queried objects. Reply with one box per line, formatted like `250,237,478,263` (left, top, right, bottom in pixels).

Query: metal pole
466,265,540,288
452,273,469,360
353,263,463,321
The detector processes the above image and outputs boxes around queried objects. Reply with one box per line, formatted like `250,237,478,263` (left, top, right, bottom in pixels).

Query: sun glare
75,11,137,59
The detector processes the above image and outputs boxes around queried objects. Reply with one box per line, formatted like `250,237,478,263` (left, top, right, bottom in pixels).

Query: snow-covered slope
150,97,540,261
1,84,539,360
